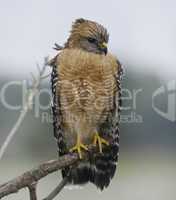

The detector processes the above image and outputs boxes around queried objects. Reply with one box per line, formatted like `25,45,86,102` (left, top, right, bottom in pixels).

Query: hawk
49,18,123,190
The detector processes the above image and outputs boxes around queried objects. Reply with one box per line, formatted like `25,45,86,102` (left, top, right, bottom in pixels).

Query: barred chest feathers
55,49,118,148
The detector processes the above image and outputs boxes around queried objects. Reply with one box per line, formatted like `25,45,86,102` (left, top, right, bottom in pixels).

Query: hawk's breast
55,49,118,145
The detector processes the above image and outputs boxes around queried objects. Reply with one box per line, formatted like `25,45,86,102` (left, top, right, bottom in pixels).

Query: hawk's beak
99,42,108,55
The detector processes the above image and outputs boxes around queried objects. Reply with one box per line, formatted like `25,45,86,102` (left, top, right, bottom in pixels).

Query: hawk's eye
87,37,97,43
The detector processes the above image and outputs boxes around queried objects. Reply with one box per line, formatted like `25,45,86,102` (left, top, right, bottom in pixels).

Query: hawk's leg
93,132,109,153
69,134,88,159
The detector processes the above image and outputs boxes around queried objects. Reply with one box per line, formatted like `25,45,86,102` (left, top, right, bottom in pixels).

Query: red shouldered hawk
49,18,123,190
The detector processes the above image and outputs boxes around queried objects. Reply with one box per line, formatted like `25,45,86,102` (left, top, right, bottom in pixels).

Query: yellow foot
69,141,88,159
93,132,109,153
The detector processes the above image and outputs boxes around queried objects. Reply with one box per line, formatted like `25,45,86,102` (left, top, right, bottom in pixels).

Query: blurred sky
0,0,175,79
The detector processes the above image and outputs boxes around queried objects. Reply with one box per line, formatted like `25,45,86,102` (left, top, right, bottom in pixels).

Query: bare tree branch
0,142,104,200
42,176,69,200
28,182,38,200
0,153,78,199
0,58,48,160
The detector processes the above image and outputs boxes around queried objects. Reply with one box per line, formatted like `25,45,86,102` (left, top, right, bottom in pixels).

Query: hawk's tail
90,140,119,190
61,138,119,190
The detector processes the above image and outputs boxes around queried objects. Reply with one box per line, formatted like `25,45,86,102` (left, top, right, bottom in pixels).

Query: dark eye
87,37,97,43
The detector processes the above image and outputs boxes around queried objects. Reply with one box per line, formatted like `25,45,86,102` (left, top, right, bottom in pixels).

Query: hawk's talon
93,132,109,153
69,141,88,159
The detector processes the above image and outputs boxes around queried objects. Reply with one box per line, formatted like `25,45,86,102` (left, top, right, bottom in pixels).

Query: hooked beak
99,42,108,55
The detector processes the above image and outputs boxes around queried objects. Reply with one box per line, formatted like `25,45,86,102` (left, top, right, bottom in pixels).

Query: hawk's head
65,18,109,55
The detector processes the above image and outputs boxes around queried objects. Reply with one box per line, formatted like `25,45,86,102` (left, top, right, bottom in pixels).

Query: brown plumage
50,18,123,190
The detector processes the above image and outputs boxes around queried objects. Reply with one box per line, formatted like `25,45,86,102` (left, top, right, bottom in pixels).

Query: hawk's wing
50,57,67,156
99,59,123,146
91,60,123,189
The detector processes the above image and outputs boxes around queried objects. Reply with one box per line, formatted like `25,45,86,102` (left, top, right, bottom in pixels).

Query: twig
0,58,48,160
53,43,64,51
29,182,37,200
43,176,69,200
0,106,28,160
0,153,78,199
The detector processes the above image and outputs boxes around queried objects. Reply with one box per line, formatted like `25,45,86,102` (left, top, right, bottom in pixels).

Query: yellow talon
69,136,88,159
93,132,109,153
